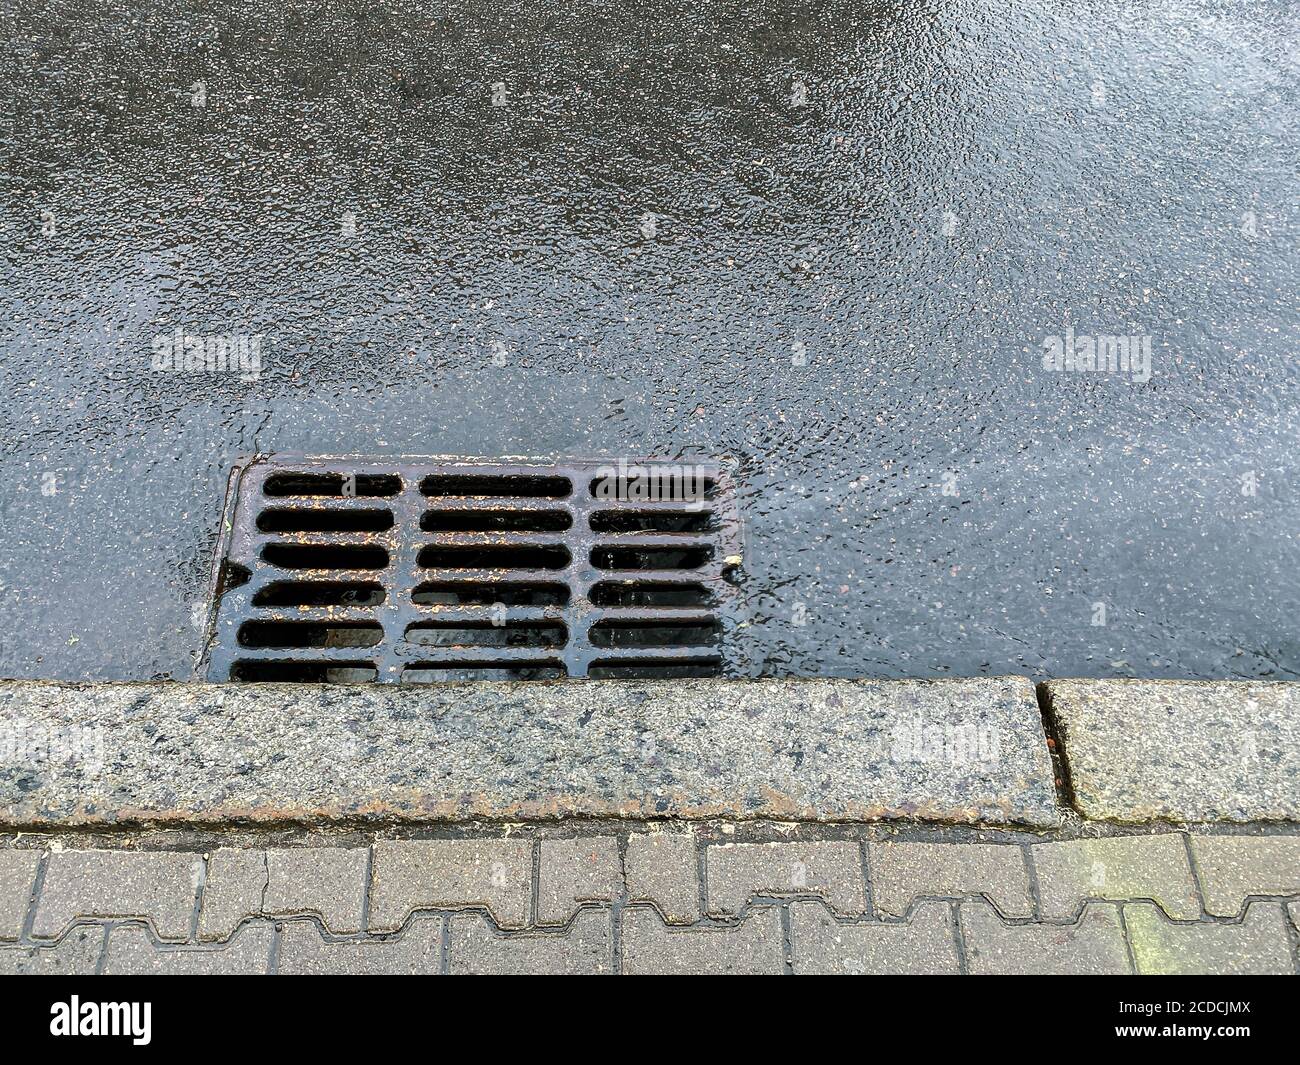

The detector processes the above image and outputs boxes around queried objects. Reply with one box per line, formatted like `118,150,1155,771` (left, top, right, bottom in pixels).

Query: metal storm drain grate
202,458,742,683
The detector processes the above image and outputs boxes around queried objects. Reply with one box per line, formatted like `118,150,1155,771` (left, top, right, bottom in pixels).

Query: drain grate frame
202,456,743,683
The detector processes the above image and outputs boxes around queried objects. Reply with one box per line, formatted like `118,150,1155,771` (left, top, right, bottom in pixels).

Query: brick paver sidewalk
4,826,1298,974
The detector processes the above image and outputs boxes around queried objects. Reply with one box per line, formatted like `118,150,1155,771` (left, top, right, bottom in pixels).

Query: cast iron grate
202,457,742,683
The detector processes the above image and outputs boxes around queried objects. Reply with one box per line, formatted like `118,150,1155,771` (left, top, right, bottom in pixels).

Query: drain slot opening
588,657,721,679
591,545,712,570
404,621,566,648
231,661,379,682
238,621,384,648
263,473,400,497
258,508,394,533
590,510,713,533
418,544,570,570
402,662,566,682
590,582,712,607
262,544,390,570
253,581,386,607
590,620,719,648
413,582,570,606
589,475,715,501
421,510,572,533
422,474,571,497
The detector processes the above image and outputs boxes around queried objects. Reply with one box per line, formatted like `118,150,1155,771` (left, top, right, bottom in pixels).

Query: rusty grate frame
201,456,743,682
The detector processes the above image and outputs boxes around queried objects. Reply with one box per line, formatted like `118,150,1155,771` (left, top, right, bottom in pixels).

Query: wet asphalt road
2,0,1297,682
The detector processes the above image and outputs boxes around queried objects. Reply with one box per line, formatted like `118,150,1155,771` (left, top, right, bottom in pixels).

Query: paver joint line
5,828,1299,973
18,889,1300,951
19,850,49,943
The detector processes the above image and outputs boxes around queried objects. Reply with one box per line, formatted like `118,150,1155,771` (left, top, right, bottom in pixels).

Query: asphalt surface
2,0,1297,682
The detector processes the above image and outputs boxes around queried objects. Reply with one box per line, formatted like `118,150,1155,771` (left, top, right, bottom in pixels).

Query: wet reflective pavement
2,0,1297,681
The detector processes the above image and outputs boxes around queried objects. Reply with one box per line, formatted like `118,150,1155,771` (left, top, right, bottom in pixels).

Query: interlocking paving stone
706,841,866,916
449,909,612,974
622,906,784,975
1125,901,1294,975
1189,835,1300,917
265,848,366,934
1044,679,1300,822
0,850,40,940
103,922,273,975
7,829,1300,976
961,900,1131,974
32,851,203,941
369,839,531,931
626,831,700,923
199,847,369,937
790,900,960,974
1032,834,1199,920
869,841,1032,918
199,848,265,941
0,925,104,975
537,837,620,926
0,678,1060,826
277,917,442,975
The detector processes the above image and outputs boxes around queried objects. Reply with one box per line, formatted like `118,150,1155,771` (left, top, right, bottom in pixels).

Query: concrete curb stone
0,677,1060,827
1043,679,1300,823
